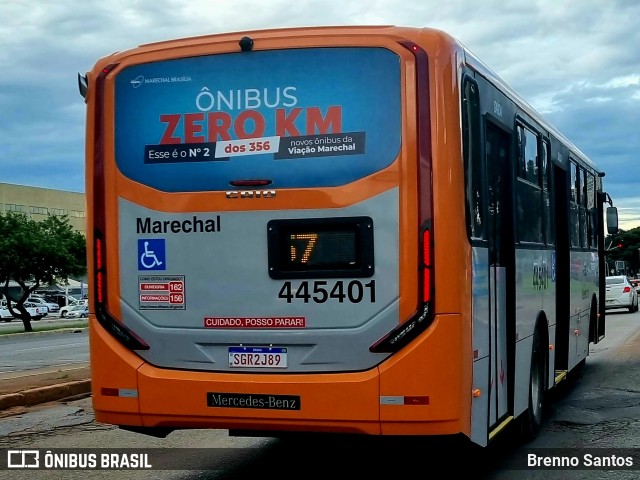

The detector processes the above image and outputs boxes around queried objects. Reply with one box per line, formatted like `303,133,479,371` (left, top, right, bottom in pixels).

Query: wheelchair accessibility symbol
138,239,166,270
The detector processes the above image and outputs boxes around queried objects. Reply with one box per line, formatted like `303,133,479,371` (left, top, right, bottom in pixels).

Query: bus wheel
521,332,546,441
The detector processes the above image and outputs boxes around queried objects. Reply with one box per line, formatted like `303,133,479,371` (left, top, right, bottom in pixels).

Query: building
1,183,88,305
0,182,85,233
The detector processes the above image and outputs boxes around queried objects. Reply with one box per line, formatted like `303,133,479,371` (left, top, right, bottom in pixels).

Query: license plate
228,347,287,368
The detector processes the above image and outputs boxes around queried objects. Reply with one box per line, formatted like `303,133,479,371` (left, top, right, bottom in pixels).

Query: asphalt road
0,308,638,479
0,329,88,375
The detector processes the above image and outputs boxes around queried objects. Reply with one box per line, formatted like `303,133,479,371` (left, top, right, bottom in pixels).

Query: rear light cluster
370,227,433,353
92,64,149,352
369,41,434,354
623,286,631,293
422,229,431,302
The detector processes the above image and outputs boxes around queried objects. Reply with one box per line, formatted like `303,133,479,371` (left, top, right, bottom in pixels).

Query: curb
0,326,88,340
0,379,92,411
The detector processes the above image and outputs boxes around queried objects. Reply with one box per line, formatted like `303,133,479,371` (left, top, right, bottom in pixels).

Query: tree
606,226,640,276
0,212,86,332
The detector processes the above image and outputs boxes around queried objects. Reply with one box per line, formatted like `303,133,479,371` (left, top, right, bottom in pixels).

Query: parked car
0,305,14,322
26,302,48,320
27,296,60,314
605,276,639,313
0,302,47,321
59,299,88,317
66,304,89,319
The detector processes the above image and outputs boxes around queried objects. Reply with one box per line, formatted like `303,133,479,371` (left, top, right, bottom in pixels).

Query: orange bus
79,25,618,447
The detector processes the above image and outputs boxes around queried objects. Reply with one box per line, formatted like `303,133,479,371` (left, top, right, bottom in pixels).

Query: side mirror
606,206,619,235
78,73,88,99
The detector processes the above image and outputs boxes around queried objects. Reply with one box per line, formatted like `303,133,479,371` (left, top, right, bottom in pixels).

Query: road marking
11,341,87,353
0,362,90,378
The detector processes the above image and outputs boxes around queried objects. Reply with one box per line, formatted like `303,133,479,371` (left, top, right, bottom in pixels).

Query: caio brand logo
225,190,277,199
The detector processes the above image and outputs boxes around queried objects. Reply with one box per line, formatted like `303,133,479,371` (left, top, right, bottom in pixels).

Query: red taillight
96,273,103,303
96,272,104,303
95,236,104,304
423,229,431,302
95,238,102,269
423,230,430,265
623,286,631,293
101,388,119,397
404,395,429,405
423,270,431,302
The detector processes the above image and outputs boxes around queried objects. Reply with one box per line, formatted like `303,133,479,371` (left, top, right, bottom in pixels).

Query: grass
0,319,88,336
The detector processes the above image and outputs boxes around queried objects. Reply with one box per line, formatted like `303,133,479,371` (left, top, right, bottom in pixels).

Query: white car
27,296,60,314
605,276,639,313
0,306,14,321
0,302,47,321
60,299,88,317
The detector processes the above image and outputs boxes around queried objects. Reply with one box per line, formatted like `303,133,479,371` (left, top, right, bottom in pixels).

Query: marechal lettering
136,215,221,234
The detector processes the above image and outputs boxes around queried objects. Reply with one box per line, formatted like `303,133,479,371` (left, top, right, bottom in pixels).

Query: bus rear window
114,47,401,192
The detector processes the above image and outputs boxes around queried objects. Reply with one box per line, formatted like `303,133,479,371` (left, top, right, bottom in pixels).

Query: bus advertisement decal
114,47,400,192
204,317,306,329
138,275,185,310
143,132,365,163
273,132,365,159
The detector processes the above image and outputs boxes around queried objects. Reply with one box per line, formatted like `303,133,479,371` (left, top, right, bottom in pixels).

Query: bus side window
579,167,588,248
463,78,484,240
515,124,543,244
586,171,596,249
569,160,580,248
541,139,554,246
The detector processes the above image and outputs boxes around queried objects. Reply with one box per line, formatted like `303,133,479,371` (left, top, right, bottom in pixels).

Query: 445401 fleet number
278,280,376,304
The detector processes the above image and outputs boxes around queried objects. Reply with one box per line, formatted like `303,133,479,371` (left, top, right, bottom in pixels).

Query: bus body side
462,55,605,444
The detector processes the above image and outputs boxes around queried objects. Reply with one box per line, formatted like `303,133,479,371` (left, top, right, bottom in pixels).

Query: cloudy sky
1,0,638,229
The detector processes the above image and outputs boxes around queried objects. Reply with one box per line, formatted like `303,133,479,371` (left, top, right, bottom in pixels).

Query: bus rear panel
86,27,470,440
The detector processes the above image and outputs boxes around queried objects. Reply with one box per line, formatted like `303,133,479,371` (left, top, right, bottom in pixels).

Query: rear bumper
604,299,632,309
89,314,469,437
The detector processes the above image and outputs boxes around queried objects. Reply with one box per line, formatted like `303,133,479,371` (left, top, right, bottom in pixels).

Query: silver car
66,304,89,319
605,276,639,313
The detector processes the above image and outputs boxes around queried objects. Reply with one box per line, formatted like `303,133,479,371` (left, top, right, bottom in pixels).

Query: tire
521,332,547,441
61,310,67,318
